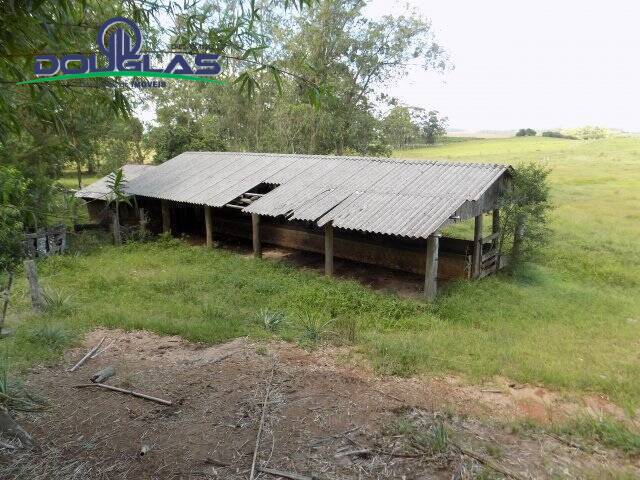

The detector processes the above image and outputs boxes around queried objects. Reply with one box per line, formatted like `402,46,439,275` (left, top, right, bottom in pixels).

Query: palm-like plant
105,168,131,246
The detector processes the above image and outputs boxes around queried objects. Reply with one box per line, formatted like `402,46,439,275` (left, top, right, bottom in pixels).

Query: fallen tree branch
74,383,172,406
69,336,106,372
249,362,276,480
201,460,322,480
257,466,316,480
450,439,526,480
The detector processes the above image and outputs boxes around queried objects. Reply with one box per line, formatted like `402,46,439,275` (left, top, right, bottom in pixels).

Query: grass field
4,136,640,413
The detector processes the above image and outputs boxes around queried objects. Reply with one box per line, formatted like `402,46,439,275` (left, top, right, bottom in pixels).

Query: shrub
542,131,577,140
42,290,75,316
515,128,537,137
563,126,610,140
254,309,286,332
498,162,552,269
0,357,47,412
298,314,331,345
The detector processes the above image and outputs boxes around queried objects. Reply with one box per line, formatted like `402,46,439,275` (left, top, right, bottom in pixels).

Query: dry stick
90,339,115,359
203,460,318,480
74,383,173,406
69,336,106,372
450,439,526,480
249,362,276,480
257,466,315,480
0,440,17,450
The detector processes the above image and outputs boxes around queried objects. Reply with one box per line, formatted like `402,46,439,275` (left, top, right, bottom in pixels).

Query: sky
139,0,640,132
366,0,640,132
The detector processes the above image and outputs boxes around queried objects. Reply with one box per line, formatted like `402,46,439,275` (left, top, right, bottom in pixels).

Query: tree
286,0,448,154
515,128,537,137
498,162,552,270
0,167,29,329
105,168,131,246
416,110,448,145
1,0,319,228
562,126,609,140
382,107,421,148
0,166,27,271
147,0,449,160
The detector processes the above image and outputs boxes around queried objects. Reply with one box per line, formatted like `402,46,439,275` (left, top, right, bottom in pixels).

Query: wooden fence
24,225,67,258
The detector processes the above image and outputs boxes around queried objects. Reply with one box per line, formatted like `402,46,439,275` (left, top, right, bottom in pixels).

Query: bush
498,162,552,269
254,309,286,332
0,167,28,273
515,128,537,137
542,131,577,140
563,126,610,140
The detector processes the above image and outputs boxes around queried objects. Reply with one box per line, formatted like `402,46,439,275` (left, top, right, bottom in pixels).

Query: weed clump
254,309,286,332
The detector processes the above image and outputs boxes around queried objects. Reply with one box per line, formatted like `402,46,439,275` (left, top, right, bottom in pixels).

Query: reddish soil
1,329,637,479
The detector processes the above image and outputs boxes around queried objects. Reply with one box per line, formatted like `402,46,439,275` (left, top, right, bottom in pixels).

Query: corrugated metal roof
75,164,155,201
92,152,510,239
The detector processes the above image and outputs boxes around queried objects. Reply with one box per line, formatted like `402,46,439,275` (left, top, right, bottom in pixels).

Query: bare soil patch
1,329,636,479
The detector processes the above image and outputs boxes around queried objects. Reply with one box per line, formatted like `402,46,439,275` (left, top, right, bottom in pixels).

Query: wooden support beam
161,200,171,234
204,206,213,247
252,213,262,258
472,214,483,279
424,233,439,300
324,223,334,277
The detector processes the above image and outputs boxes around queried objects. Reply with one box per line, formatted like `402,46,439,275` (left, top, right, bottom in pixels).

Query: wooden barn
77,152,513,298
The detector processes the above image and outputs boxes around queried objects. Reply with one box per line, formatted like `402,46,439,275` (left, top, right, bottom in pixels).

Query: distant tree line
517,126,611,140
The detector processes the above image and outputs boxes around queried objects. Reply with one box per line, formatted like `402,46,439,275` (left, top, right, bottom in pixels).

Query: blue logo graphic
22,17,222,86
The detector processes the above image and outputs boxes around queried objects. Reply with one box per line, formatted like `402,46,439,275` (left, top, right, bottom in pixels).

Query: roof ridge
178,151,510,170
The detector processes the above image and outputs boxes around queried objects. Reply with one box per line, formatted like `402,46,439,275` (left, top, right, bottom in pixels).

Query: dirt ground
1,329,638,479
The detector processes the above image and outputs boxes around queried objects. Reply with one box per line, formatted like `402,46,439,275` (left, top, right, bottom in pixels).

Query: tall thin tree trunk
135,142,144,164
76,160,82,189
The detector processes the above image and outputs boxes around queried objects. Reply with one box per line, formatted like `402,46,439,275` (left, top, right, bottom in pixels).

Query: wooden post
139,207,147,235
0,272,14,329
424,233,439,300
24,260,45,311
161,200,171,234
472,214,483,279
324,223,334,277
252,213,261,258
204,206,213,247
